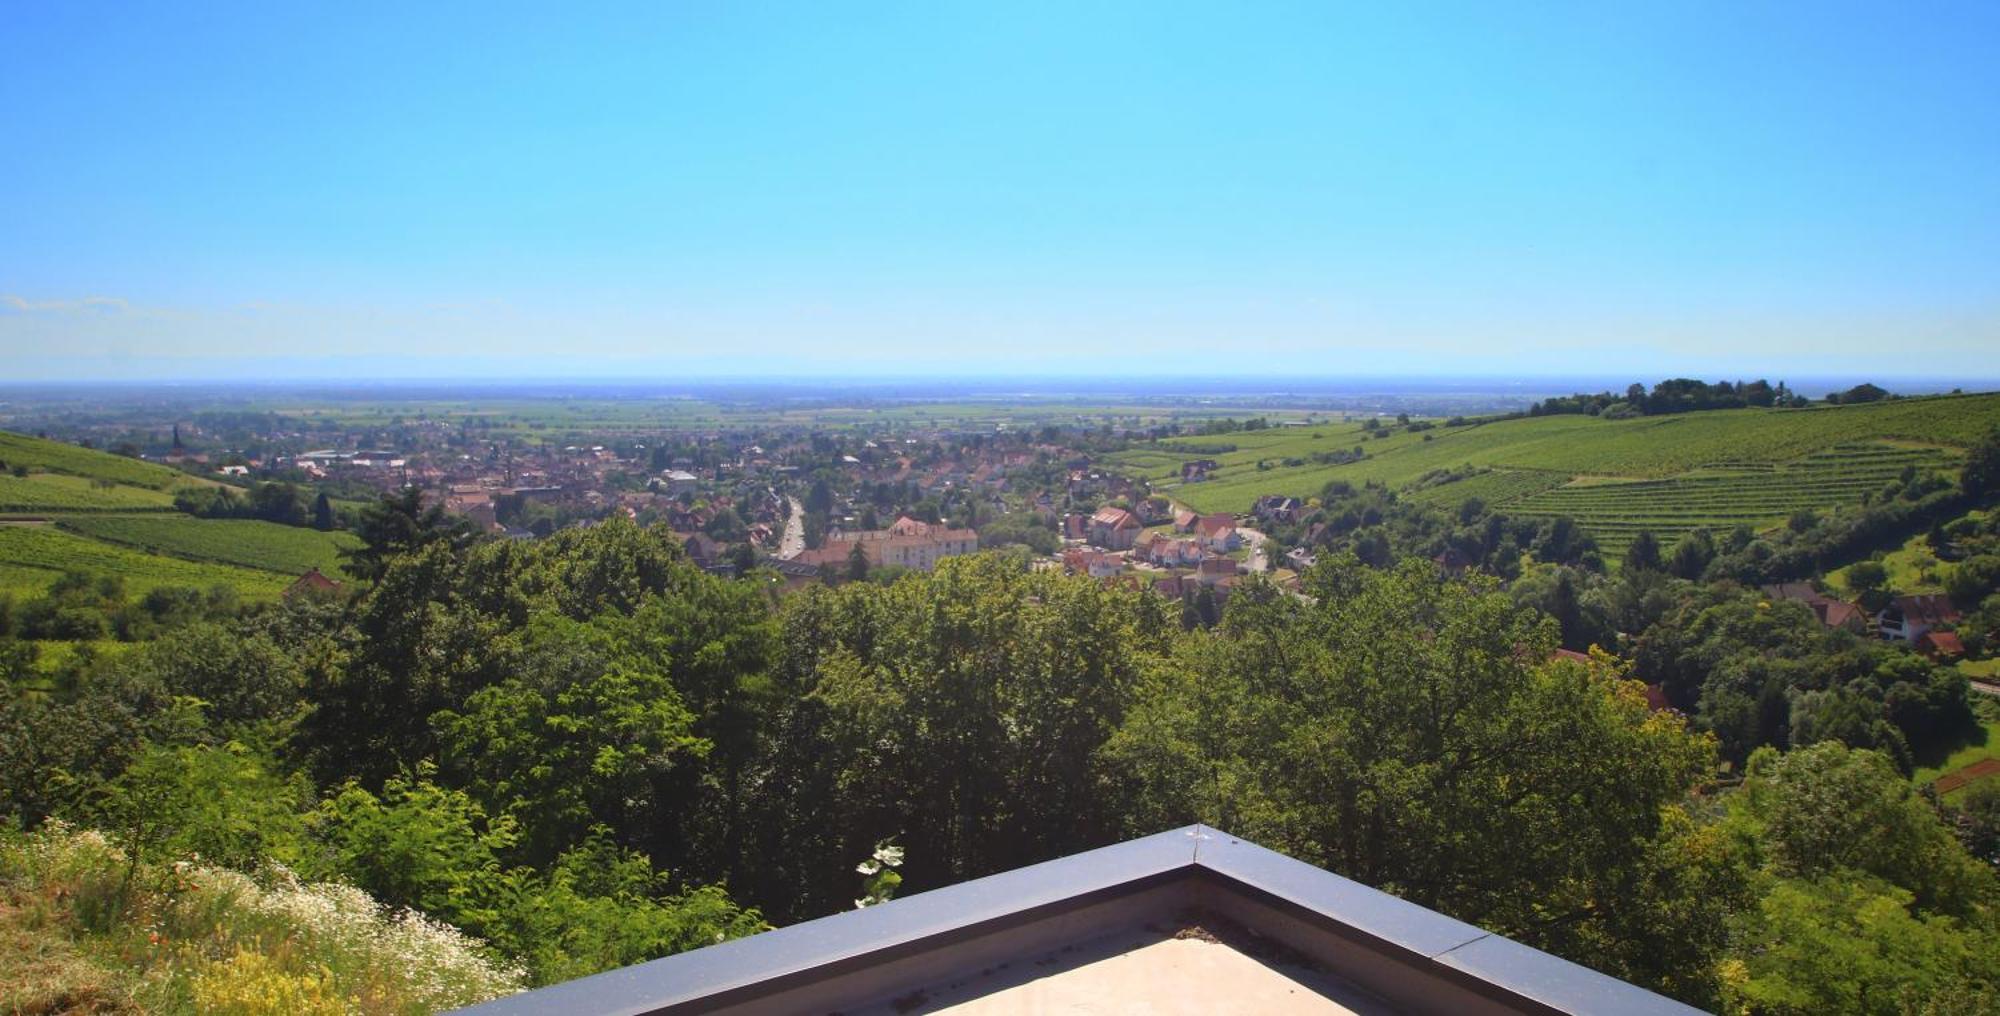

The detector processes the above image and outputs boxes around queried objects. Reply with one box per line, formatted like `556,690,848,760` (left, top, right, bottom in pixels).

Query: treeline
6,489,2000,1009
0,571,239,642
1261,479,1606,577
175,480,338,530
1254,453,1991,772
1526,377,1867,417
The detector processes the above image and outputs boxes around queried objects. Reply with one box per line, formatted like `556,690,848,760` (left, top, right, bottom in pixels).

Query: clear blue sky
2,1,1996,381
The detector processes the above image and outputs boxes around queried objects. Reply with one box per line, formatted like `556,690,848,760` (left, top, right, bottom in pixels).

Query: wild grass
0,821,523,1015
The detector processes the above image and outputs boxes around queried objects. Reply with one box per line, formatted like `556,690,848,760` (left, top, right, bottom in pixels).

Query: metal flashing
453,825,1704,1016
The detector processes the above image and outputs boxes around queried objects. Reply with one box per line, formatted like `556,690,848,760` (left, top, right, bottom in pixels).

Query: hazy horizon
1,372,1990,402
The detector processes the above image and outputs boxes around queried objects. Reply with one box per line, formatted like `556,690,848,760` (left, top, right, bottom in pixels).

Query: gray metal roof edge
453,823,1705,1016
1189,830,1706,1016
452,825,1203,1016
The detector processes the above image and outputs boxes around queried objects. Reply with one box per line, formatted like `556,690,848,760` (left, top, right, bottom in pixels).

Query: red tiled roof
1091,506,1140,528
1919,631,1965,658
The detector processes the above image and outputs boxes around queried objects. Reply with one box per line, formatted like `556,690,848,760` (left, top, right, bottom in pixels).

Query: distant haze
3,3,1997,380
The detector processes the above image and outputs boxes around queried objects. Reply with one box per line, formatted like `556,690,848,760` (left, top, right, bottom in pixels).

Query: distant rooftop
454,826,1699,1015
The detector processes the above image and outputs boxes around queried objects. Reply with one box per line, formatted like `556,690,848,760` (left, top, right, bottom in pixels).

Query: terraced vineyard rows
56,515,358,578
1504,443,1956,556
1125,393,2000,515
1401,469,1571,509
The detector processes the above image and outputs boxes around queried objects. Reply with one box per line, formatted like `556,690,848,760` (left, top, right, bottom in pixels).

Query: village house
1062,512,1089,541
1877,593,1960,643
1196,513,1241,553
1760,582,1872,633
1132,529,1163,561
1252,494,1303,525
1088,505,1144,550
1062,547,1126,580
1156,537,1205,568
1196,557,1239,585
1180,459,1220,482
1134,530,1202,567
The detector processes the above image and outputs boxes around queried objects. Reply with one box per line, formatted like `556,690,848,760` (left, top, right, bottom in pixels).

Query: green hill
0,430,351,599
0,430,206,490
1113,392,2000,555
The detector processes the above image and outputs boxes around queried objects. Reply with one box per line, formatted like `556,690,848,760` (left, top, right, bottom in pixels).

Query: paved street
779,495,805,559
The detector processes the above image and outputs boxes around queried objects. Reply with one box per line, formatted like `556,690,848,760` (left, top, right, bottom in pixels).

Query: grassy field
55,515,358,578
1914,717,2000,800
1827,525,1960,599
1114,393,2000,554
0,526,292,599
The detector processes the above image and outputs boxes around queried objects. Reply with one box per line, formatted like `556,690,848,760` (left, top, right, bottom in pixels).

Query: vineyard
1112,392,2000,551
56,515,358,578
0,526,293,599
0,431,348,600
1400,468,1571,510
1500,444,1956,557
0,472,180,513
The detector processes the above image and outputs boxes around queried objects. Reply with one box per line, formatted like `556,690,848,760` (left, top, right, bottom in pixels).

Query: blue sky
2,1,1997,381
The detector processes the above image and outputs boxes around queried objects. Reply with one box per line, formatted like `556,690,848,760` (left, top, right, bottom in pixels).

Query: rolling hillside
0,430,353,600
0,430,210,490
1112,392,2000,555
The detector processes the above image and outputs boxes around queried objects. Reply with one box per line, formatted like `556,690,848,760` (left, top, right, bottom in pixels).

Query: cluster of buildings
789,515,981,573
1051,502,1279,609
1762,583,1965,658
